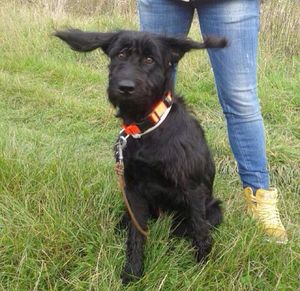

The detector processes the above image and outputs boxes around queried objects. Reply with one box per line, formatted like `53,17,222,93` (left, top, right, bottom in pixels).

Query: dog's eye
144,57,154,65
118,51,127,60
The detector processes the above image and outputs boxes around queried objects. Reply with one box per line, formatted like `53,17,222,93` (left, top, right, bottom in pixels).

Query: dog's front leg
188,192,213,263
121,192,150,284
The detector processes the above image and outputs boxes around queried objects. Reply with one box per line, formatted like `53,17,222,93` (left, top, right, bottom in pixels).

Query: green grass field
0,2,299,290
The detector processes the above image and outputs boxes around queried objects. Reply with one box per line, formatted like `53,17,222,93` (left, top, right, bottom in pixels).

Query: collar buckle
123,124,141,135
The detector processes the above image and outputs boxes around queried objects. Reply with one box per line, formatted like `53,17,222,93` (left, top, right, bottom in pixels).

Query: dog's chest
122,139,189,207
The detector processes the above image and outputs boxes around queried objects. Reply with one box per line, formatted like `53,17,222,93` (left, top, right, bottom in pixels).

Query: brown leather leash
115,135,149,237
114,93,173,238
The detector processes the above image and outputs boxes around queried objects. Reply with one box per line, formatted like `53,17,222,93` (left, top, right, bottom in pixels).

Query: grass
0,1,299,290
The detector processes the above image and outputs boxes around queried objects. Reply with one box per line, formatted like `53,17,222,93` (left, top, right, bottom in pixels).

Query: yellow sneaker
244,187,288,243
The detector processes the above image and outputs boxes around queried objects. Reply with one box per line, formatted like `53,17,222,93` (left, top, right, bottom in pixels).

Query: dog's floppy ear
164,36,227,63
54,29,118,54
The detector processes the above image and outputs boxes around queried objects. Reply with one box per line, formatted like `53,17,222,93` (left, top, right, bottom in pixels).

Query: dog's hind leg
170,213,191,238
187,187,213,262
206,198,223,228
121,192,150,284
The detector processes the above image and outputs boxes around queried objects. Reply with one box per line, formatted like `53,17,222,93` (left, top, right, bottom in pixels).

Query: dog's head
55,29,227,121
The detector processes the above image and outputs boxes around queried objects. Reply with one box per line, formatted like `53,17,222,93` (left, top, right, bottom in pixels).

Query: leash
115,133,149,237
114,92,173,237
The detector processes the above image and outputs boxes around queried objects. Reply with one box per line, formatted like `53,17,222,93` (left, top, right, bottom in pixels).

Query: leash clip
119,135,128,150
116,132,129,162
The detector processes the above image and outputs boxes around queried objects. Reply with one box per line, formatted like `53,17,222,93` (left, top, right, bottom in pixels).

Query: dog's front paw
121,264,143,285
121,271,135,285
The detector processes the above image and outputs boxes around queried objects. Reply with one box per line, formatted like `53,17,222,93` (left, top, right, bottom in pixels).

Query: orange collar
122,91,173,137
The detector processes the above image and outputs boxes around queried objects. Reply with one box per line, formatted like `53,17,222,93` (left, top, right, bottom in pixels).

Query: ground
0,2,299,290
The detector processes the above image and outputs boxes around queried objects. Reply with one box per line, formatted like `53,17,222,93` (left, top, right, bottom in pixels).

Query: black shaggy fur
55,29,227,284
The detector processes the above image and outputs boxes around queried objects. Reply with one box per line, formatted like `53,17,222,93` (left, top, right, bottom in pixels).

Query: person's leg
138,0,194,90
138,0,194,36
197,0,268,192
197,0,287,242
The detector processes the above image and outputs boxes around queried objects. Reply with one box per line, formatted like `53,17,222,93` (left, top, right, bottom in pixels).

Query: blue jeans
138,0,269,191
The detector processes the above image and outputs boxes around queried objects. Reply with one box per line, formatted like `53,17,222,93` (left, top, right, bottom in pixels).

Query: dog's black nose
118,80,135,94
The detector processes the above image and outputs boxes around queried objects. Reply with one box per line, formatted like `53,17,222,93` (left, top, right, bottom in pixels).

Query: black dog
55,29,226,284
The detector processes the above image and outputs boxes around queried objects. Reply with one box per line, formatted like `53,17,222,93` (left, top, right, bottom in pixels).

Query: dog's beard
108,90,162,123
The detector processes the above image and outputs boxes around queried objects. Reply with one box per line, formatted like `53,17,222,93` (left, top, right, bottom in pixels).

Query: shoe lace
258,200,283,226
